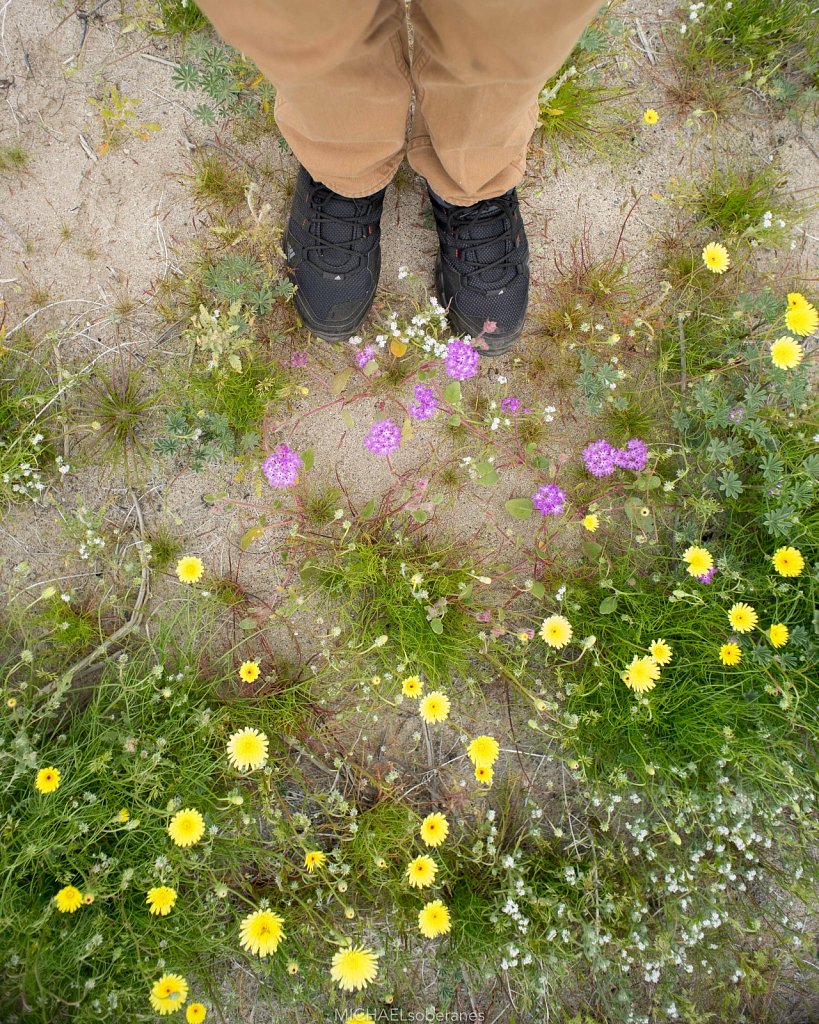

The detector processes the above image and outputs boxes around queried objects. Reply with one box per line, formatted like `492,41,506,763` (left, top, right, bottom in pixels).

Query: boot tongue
312,192,362,272
456,200,515,288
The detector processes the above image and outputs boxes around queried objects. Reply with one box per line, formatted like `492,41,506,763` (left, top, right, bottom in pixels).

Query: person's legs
195,0,412,197
407,0,601,204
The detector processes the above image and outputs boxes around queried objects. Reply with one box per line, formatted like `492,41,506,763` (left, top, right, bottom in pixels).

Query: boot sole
434,260,521,357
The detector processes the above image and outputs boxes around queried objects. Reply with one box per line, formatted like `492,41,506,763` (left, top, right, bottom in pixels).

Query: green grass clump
300,525,486,683
0,144,27,172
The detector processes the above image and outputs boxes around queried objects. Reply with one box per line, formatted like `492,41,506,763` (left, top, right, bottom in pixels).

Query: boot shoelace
442,195,523,285
301,183,379,272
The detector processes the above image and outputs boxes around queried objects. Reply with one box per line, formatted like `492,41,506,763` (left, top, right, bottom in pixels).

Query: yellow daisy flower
186,1004,207,1023
768,623,789,648
643,108,659,124
582,513,599,532
770,336,804,370
146,886,177,917
418,899,452,938
419,691,450,724
406,854,437,889
702,242,730,274
175,556,204,585
35,767,61,794
475,764,494,786
346,1014,375,1024
728,603,758,633
54,885,83,913
226,727,269,771
330,944,379,992
785,296,818,336
539,614,573,649
648,639,673,665
719,642,742,666
419,812,449,848
772,546,804,577
401,675,424,698
286,961,300,975
304,850,326,873
117,808,130,823
149,973,189,1016
787,291,809,309
621,656,660,694
167,808,205,848
682,545,713,577
238,660,260,683
239,909,285,957
466,735,500,768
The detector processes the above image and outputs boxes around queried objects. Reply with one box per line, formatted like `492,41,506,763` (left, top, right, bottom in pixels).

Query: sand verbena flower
226,728,269,771
330,944,379,991
149,973,189,1016
168,808,205,848
418,899,452,938
239,909,285,957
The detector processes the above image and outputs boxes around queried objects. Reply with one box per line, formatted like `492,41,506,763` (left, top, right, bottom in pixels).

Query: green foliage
299,525,485,683
155,403,258,470
86,85,160,156
172,34,279,134
0,349,56,507
0,144,27,172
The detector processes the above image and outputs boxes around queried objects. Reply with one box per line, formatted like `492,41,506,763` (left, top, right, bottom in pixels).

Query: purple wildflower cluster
287,351,308,368
532,483,566,516
444,339,480,380
409,384,438,421
694,566,717,584
500,396,521,415
262,444,303,488
364,418,402,456
356,345,376,369
582,438,649,477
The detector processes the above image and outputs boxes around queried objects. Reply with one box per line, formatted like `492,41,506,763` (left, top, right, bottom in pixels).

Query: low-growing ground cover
0,1,817,1022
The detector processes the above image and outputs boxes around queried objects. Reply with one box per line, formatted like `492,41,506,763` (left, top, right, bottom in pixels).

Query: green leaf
529,581,545,598
581,541,603,560
201,491,228,504
341,408,355,430
429,618,444,635
475,461,500,486
359,499,376,519
301,448,314,471
239,525,265,551
599,595,618,614
331,367,353,396
505,498,534,519
411,509,428,523
239,618,256,631
443,381,462,405
448,414,461,427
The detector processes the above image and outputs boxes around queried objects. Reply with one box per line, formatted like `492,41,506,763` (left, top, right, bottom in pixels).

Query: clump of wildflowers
583,438,648,477
363,419,402,456
408,384,438,421
444,339,480,380
532,484,566,516
262,445,303,488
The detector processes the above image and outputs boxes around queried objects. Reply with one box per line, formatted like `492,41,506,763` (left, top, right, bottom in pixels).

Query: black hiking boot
428,185,529,356
284,164,386,342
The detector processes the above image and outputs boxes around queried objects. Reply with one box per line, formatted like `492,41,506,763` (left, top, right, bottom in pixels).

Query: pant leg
407,0,601,204
195,0,412,197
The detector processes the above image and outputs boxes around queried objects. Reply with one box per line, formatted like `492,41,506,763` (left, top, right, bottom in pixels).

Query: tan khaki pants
195,0,601,204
